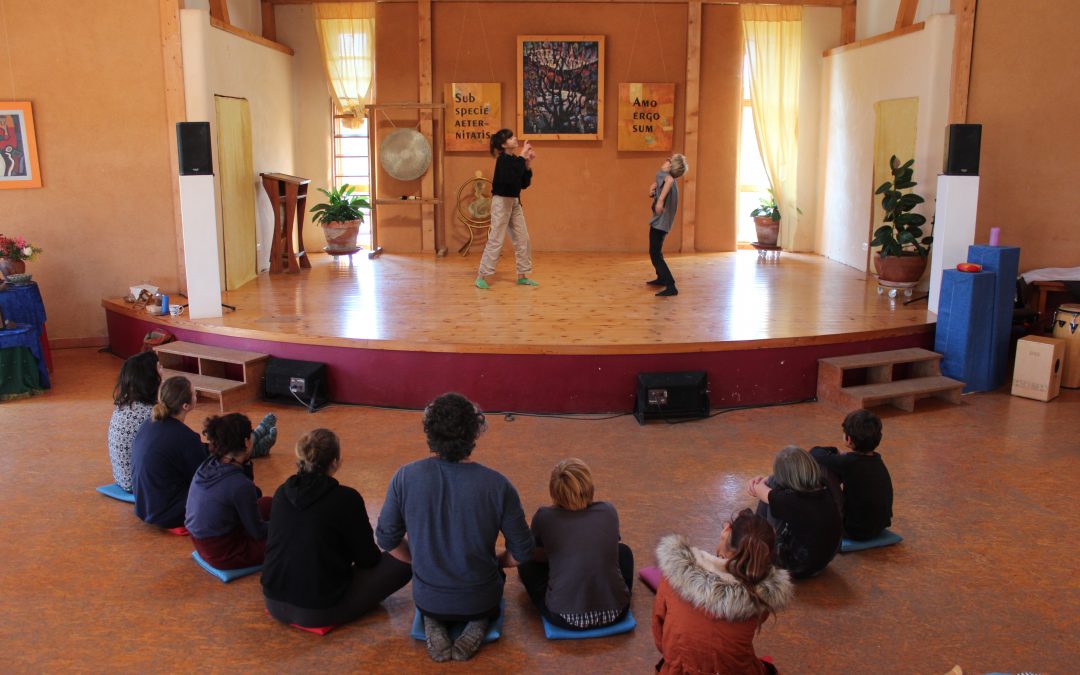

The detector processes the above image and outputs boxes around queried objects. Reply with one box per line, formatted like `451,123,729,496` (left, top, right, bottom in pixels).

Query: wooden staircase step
154,341,269,366
838,375,964,412
818,348,942,370
159,368,256,412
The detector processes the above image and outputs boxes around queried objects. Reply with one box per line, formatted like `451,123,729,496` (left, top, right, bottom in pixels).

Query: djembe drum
1052,303,1080,388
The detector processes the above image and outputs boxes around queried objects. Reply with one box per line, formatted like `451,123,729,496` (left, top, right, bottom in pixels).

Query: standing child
475,129,538,289
646,154,688,297
809,409,893,541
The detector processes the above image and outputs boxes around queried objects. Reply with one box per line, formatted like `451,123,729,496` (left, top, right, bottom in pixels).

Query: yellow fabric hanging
740,5,801,250
313,3,376,128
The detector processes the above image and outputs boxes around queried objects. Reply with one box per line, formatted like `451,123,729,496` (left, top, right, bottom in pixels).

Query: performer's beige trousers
478,195,532,277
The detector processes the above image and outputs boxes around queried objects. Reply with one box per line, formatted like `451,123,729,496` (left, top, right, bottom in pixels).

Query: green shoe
475,278,491,290
517,277,539,286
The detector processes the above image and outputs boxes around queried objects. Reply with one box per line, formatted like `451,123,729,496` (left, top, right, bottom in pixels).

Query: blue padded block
410,600,504,643
96,483,136,503
840,529,903,552
542,610,636,640
191,550,262,583
967,245,1021,388
935,269,996,392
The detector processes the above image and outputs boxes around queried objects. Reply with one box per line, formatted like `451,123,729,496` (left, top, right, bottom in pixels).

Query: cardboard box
1011,336,1064,401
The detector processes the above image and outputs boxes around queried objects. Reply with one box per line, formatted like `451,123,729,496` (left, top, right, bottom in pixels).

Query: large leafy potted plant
750,189,800,247
871,156,933,283
309,184,370,252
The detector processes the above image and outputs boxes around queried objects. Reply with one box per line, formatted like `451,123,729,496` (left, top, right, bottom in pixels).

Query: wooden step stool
817,348,964,412
153,341,269,412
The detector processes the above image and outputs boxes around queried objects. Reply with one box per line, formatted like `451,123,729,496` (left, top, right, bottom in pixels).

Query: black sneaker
656,287,679,297
646,278,666,286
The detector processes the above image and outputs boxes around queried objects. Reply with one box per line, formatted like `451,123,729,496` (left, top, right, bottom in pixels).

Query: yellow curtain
741,5,801,250
313,3,376,128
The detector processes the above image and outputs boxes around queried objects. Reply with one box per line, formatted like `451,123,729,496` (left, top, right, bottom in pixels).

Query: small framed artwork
618,83,675,152
0,101,42,190
517,35,604,141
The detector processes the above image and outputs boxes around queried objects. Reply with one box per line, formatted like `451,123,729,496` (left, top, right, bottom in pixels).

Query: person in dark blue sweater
377,392,534,663
262,428,411,629
185,413,271,569
132,376,206,530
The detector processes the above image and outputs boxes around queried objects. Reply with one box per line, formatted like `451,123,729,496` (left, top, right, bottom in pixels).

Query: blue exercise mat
542,610,636,640
410,600,504,643
841,529,903,552
96,483,136,504
191,550,262,583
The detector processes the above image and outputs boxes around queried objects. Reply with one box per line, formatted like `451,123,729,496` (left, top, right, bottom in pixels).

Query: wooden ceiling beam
269,0,849,5
841,0,856,44
895,0,918,29
948,0,977,124
261,1,278,42
209,0,231,23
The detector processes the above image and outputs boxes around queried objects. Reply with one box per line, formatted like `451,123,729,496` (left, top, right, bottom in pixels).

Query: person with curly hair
376,392,534,663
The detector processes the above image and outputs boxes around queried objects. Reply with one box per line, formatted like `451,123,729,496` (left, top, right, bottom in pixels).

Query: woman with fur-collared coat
652,510,793,674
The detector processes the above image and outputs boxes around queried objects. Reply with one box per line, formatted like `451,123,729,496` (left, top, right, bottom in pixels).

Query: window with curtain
314,3,376,127
737,54,772,244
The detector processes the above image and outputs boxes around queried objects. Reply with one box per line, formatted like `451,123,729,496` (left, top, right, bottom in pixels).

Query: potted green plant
309,184,370,252
871,156,933,283
750,189,800,247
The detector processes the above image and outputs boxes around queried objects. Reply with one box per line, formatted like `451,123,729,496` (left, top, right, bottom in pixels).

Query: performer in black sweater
475,128,538,289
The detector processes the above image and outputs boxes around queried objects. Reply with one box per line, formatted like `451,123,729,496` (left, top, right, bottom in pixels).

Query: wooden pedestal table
260,173,311,274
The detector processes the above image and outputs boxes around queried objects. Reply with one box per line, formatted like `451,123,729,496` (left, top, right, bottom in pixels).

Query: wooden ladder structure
817,348,964,412
153,341,269,412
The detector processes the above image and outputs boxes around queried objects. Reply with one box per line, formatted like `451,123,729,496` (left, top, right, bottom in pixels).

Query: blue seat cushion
840,529,903,552
410,600,504,643
96,483,135,504
543,610,636,640
191,550,262,583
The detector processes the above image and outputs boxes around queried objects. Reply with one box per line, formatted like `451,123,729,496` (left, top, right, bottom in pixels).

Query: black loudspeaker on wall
176,122,213,176
634,371,710,425
943,123,981,176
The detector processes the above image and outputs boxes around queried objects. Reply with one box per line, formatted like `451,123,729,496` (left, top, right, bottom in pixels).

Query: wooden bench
817,348,964,412
153,341,269,412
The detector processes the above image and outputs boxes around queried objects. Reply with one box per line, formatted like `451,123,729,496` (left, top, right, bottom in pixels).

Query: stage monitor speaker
943,123,981,176
634,371,709,425
264,357,328,412
177,122,213,176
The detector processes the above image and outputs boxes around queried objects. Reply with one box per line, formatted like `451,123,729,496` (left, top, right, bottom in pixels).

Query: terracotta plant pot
321,219,361,251
873,253,928,283
0,258,27,276
753,216,780,246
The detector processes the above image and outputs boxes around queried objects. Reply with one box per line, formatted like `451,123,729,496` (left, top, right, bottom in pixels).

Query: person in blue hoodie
185,413,272,569
262,428,411,629
132,376,207,530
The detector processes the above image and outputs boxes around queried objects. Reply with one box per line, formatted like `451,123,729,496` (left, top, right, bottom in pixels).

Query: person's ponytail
152,376,194,421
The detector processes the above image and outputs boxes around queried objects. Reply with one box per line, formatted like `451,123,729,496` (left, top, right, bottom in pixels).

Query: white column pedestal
929,175,980,314
179,174,223,319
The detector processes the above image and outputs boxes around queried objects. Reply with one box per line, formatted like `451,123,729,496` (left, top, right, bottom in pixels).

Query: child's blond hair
669,154,688,178
549,458,595,511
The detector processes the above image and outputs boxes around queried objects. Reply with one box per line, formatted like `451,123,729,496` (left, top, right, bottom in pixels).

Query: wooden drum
1052,303,1080,388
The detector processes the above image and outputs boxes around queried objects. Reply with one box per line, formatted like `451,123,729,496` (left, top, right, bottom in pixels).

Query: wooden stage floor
103,251,936,412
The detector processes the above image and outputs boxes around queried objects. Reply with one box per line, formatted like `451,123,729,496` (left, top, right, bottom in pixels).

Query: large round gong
380,129,432,181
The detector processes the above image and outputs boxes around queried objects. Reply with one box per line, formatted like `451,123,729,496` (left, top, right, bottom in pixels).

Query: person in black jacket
475,128,538,289
262,428,411,628
809,410,894,541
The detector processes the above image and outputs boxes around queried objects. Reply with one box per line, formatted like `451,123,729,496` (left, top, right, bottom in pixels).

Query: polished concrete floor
1,348,1075,673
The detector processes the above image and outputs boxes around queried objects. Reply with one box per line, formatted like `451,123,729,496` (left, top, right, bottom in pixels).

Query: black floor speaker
264,357,328,412
943,123,981,176
634,371,710,425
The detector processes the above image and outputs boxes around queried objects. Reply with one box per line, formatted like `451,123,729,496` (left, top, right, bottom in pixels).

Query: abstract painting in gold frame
517,36,604,141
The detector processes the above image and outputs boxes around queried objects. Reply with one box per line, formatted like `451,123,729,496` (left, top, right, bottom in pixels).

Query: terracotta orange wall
374,1,742,253
967,0,1080,272
0,1,178,342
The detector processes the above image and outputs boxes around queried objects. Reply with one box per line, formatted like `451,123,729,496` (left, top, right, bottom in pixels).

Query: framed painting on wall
0,102,42,190
618,83,675,151
517,35,604,141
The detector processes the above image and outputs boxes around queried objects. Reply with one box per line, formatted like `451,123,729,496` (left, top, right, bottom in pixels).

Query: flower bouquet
0,233,43,262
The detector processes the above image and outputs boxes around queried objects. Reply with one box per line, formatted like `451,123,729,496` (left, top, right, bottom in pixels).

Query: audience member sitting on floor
107,351,161,492
747,445,843,578
185,413,272,569
652,509,793,675
132,376,207,529
262,428,411,629
809,409,893,541
518,458,634,630
376,393,534,663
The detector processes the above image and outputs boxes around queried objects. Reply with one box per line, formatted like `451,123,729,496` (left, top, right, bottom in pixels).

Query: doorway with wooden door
215,95,257,290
